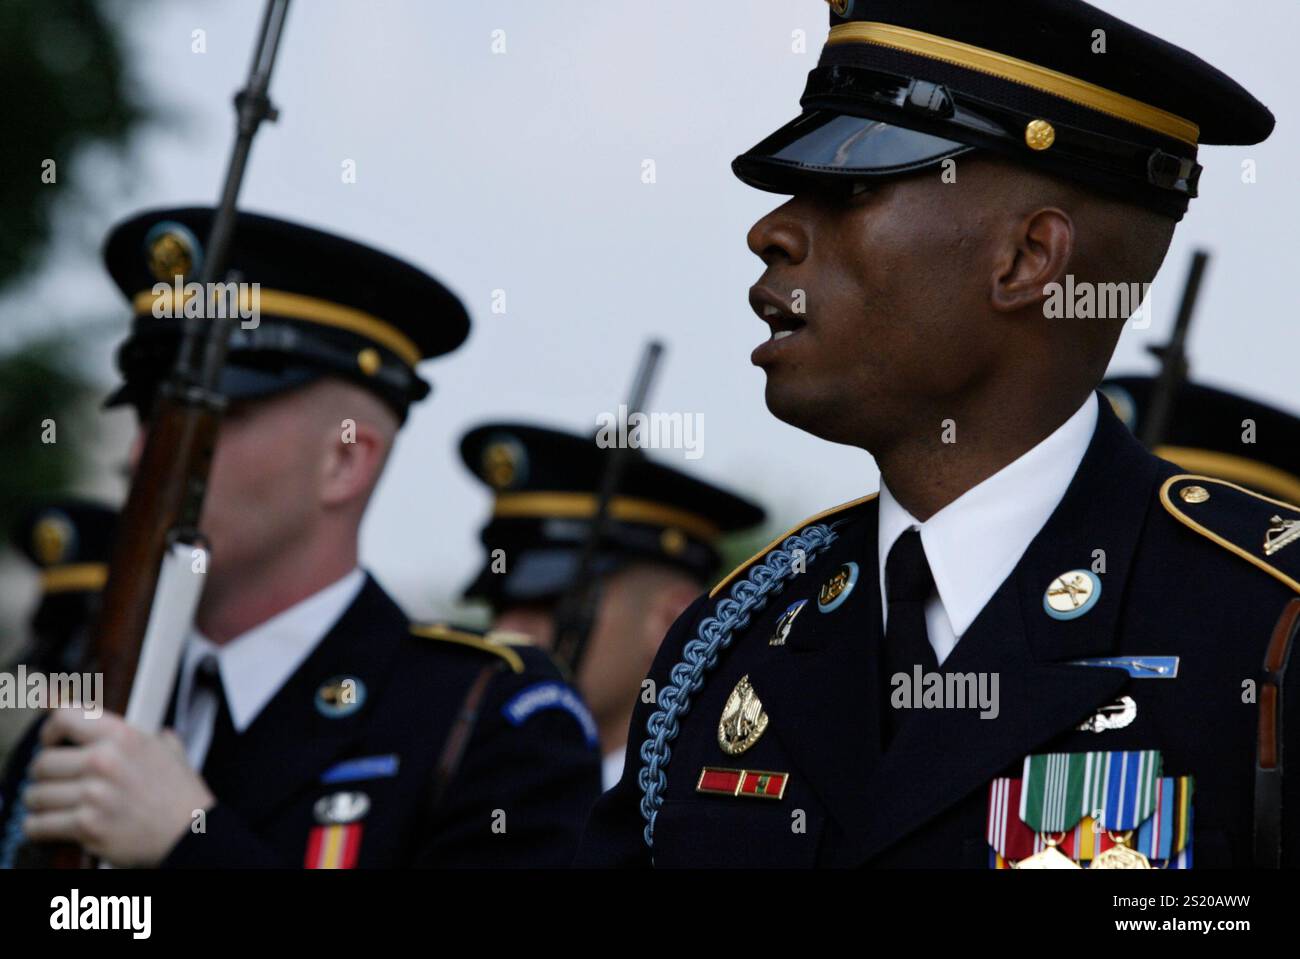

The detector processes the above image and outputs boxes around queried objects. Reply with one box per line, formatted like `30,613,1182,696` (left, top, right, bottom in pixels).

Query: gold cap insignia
482,438,526,491
1025,119,1057,151
718,674,769,756
32,513,75,566
144,221,202,283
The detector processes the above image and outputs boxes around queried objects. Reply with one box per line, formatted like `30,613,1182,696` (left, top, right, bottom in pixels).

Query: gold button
356,348,382,376
1180,485,1210,504
1025,119,1056,151
660,527,687,556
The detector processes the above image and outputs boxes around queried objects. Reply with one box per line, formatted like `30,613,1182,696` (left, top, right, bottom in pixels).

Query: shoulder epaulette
409,623,526,674
1160,474,1300,594
709,493,878,598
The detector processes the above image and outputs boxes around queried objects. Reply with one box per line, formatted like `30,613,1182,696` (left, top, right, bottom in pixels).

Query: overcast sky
3,0,1296,619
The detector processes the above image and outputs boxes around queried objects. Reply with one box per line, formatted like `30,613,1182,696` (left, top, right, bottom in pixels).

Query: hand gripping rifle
27,0,292,868
552,341,665,672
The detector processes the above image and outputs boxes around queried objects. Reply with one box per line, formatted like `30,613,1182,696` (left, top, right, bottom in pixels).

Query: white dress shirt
171,568,366,769
601,750,625,792
877,393,1099,665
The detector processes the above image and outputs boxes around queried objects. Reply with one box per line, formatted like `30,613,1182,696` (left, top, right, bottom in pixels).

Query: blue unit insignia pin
316,675,366,718
1043,569,1101,620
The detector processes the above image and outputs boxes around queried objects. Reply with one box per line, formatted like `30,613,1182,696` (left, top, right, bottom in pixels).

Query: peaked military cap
1102,376,1300,506
10,499,115,647
103,207,470,420
733,0,1274,219
459,422,766,608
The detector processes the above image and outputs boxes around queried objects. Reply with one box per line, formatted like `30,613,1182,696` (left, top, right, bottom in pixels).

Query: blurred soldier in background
0,501,114,767
1102,376,1300,506
0,208,599,868
459,422,765,789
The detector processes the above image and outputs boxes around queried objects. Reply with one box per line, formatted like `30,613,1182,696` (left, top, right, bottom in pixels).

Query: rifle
552,341,665,671
1138,248,1210,448
37,0,292,868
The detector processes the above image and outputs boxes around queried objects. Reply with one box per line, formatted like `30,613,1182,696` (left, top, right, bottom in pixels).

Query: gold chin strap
827,21,1200,146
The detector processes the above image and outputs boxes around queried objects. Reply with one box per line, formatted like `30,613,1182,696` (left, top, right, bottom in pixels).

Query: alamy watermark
150,277,261,329
890,666,999,719
1043,275,1152,329
595,404,704,459
0,666,102,718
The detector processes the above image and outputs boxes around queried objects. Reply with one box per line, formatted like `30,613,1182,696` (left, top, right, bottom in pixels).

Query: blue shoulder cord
637,522,839,850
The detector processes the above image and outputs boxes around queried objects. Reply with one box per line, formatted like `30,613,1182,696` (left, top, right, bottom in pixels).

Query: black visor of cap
104,362,324,413
732,108,972,194
462,548,625,607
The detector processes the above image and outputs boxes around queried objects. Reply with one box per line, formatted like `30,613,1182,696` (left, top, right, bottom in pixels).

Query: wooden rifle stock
23,0,292,869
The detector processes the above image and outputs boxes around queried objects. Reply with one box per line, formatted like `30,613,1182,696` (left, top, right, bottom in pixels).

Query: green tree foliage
0,0,142,288
0,338,94,536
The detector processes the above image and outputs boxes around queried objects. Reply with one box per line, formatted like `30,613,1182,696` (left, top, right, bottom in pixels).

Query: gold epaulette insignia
409,623,525,674
1160,475,1300,594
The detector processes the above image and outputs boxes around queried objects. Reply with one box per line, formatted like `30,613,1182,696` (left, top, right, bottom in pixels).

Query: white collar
877,393,1098,640
601,750,626,793
179,568,366,732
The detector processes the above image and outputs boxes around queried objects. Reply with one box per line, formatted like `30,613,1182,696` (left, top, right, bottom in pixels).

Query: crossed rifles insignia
1264,515,1300,557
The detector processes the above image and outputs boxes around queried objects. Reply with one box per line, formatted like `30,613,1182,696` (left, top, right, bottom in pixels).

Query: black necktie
193,656,238,789
881,529,939,745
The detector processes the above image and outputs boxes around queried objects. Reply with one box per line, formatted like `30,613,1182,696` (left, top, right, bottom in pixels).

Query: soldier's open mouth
761,304,807,339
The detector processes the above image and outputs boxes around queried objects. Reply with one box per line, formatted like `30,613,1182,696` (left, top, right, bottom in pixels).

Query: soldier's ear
989,206,1074,314
319,416,388,509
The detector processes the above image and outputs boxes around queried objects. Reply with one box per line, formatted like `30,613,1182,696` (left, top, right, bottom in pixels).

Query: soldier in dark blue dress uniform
458,422,765,789
578,0,1294,868
0,208,600,868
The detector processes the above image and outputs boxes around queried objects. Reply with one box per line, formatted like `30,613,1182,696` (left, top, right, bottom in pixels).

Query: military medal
769,599,807,645
1090,831,1151,869
718,674,769,755
1014,835,1080,869
989,770,1193,869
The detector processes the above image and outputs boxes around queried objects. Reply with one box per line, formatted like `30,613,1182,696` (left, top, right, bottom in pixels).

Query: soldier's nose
746,199,810,267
